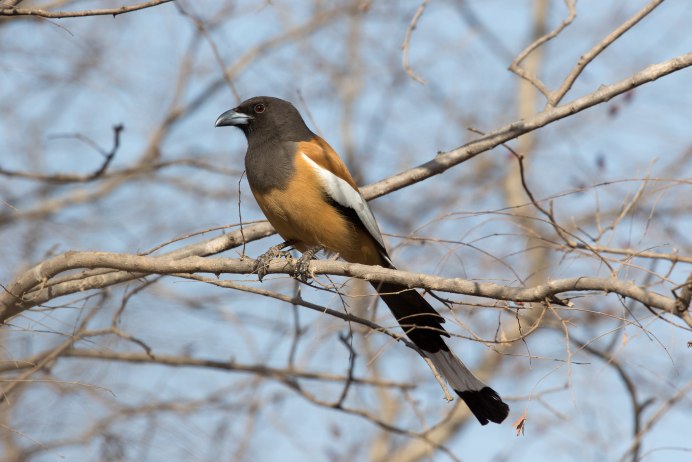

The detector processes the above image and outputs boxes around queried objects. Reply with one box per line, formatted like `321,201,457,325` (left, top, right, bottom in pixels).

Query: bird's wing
298,139,388,255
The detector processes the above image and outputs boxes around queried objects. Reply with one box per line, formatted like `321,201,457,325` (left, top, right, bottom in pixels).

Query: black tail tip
457,387,509,425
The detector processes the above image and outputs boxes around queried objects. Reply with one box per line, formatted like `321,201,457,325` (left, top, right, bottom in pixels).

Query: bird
215,96,509,425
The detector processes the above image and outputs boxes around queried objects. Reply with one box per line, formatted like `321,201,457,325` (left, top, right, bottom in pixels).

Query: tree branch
401,0,430,84
0,349,413,390
548,0,665,106
0,124,123,183
2,251,688,325
0,0,174,18
362,52,692,199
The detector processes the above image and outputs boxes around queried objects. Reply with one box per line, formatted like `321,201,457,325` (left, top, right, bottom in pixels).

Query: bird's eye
253,103,265,114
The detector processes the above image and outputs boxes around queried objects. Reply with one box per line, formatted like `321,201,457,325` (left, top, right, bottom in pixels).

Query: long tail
372,278,509,425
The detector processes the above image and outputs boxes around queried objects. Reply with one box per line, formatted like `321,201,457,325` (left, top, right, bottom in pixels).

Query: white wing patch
301,153,387,251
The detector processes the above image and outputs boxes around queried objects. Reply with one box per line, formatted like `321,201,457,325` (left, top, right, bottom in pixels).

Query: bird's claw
292,247,320,283
253,243,292,282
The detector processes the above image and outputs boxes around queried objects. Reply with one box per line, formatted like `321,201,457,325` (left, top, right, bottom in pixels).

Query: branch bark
0,0,174,18
2,251,687,325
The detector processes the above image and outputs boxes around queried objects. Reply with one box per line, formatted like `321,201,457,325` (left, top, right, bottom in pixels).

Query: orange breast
252,154,382,266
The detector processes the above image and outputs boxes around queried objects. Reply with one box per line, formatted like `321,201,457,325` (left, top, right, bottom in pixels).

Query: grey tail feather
371,275,509,425
425,348,509,425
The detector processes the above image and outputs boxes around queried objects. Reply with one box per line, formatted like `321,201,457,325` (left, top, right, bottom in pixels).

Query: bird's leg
293,246,322,283
254,240,295,282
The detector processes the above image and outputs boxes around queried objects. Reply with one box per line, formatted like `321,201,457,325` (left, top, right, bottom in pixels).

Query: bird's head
215,96,313,143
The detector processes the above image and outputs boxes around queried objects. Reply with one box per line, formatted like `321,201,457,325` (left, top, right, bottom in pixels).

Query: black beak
215,109,252,127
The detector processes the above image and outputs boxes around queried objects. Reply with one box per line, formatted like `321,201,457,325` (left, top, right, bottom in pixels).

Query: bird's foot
254,241,293,282
292,247,321,283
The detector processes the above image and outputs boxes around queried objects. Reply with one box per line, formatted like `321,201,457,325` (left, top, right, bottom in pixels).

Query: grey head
215,96,316,192
215,96,314,146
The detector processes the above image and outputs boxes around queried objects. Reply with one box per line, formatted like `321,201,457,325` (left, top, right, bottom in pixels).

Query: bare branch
2,251,688,324
509,0,666,107
549,0,665,106
5,349,412,390
618,382,692,462
0,0,174,19
0,125,123,183
364,52,692,199
509,0,576,99
401,0,430,84
558,244,692,265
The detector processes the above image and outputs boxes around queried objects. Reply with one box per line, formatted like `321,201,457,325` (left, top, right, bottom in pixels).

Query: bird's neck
244,139,296,193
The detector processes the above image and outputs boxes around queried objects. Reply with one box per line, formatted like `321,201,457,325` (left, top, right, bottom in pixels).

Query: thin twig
335,333,357,407
401,0,430,84
0,124,123,183
174,0,241,101
509,0,576,99
549,0,665,106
